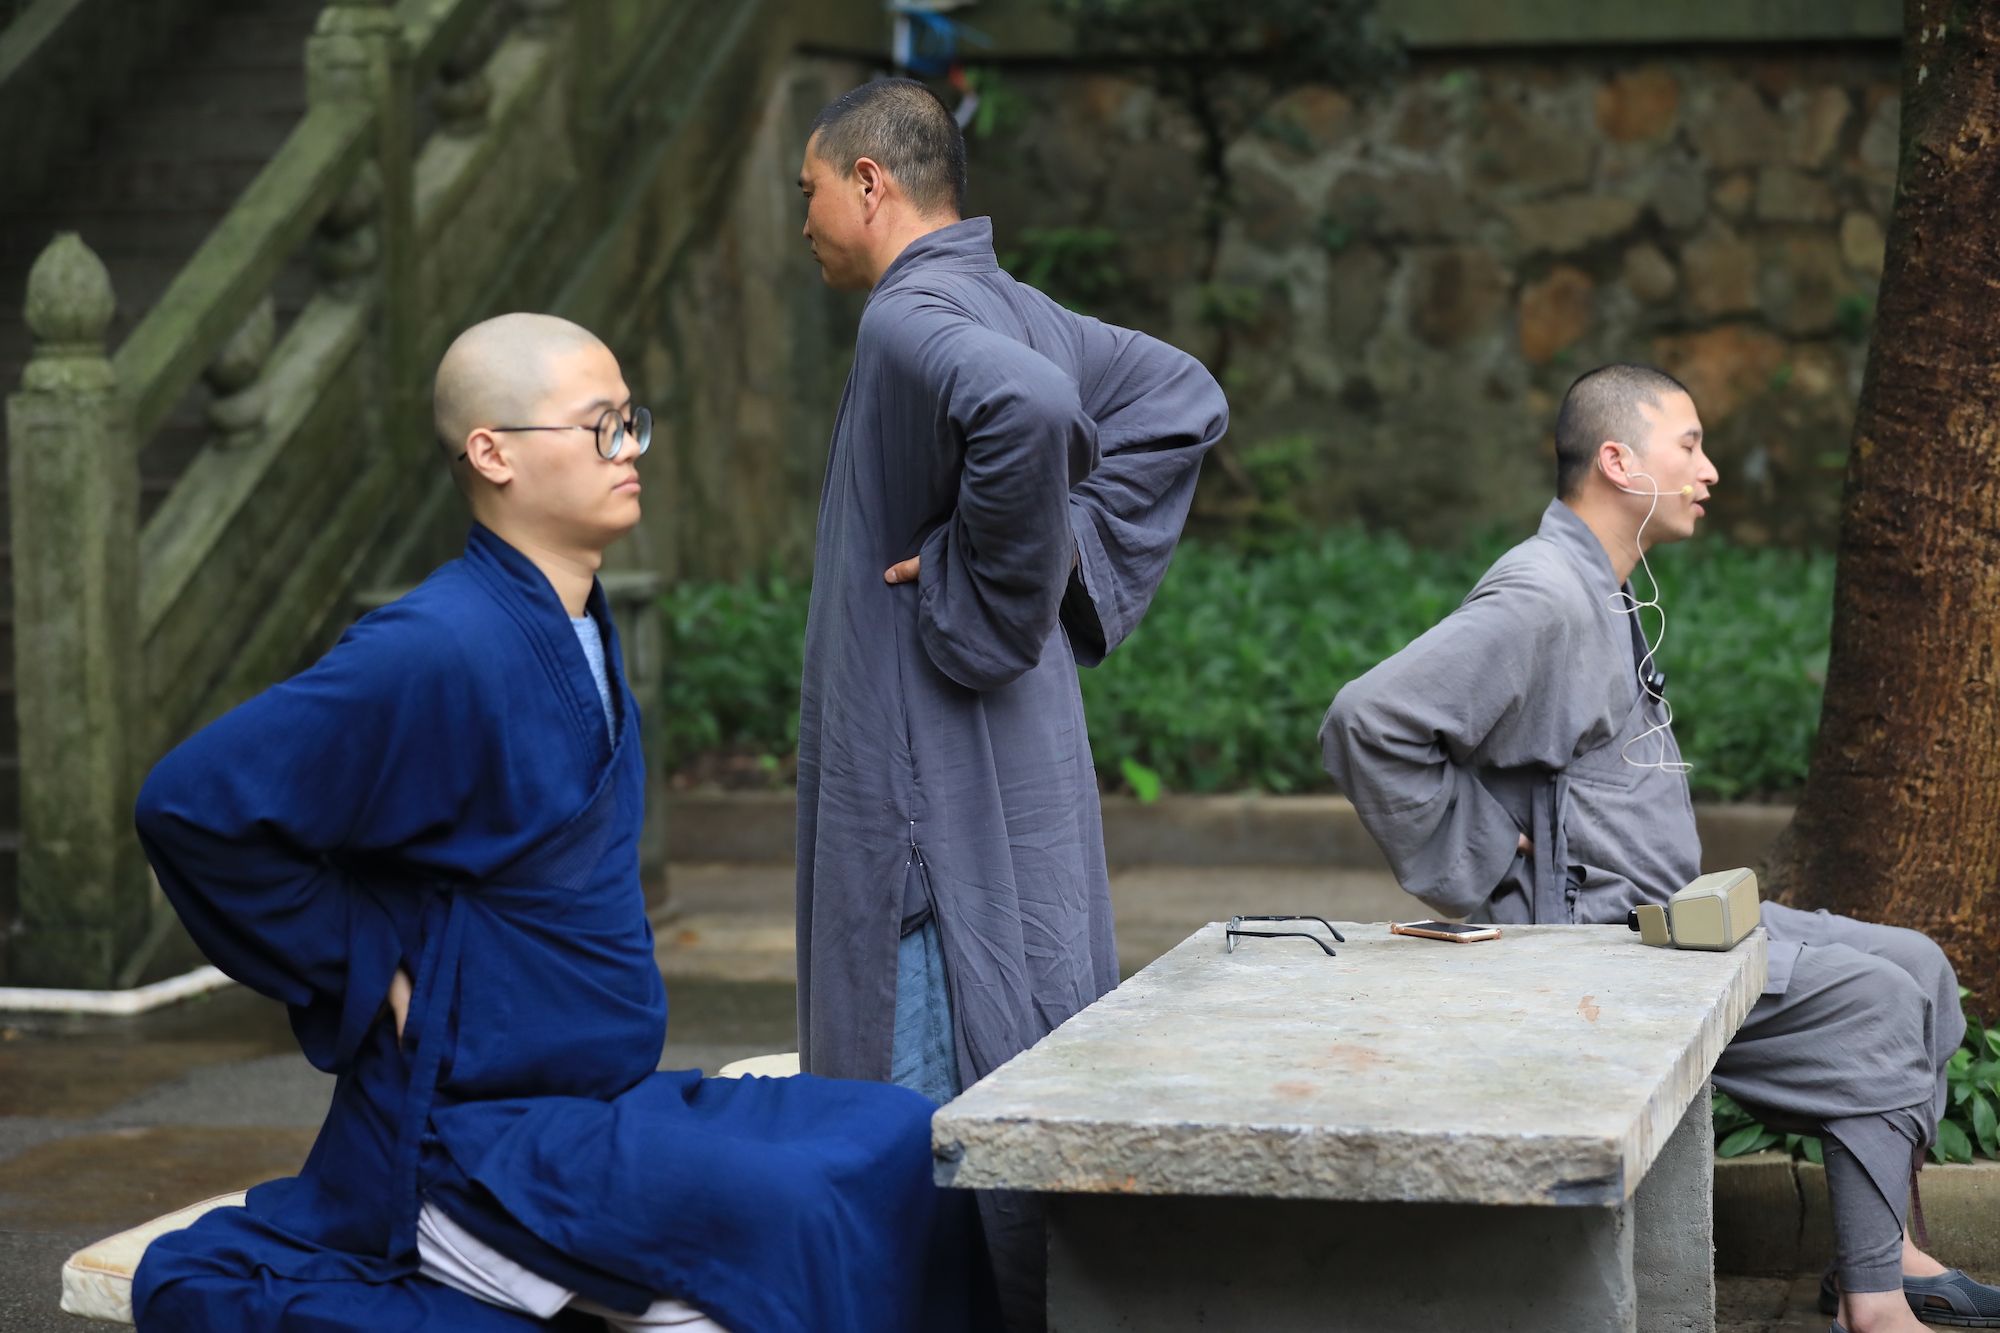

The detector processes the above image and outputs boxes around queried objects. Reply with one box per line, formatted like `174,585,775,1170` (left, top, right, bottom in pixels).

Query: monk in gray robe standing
792,79,1225,1329
1323,364,1998,1333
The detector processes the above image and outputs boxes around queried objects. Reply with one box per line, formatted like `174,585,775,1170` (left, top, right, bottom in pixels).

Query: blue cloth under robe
571,613,615,734
893,918,960,1106
131,525,963,1333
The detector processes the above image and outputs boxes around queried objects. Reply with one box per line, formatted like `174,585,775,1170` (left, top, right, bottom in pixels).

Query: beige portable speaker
1632,867,1760,951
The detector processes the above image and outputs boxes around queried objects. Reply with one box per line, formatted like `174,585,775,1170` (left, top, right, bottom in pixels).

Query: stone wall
965,49,1900,547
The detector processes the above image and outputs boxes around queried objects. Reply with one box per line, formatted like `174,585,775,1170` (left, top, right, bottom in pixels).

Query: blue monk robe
132,525,963,1333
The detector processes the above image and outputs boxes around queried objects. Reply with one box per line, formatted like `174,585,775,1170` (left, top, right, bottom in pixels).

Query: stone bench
933,920,1766,1332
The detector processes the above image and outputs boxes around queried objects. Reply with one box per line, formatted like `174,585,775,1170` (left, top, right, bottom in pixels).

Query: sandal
1901,1270,2000,1327
1822,1266,2000,1326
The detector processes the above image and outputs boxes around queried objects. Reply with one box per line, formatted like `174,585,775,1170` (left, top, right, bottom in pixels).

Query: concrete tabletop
933,921,1765,1207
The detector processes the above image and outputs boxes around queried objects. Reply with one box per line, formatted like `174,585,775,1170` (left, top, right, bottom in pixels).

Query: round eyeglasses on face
464,406,653,462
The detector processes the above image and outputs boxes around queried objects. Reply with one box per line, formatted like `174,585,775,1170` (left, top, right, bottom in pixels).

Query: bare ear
462,426,513,488
1591,440,1628,489
852,156,890,219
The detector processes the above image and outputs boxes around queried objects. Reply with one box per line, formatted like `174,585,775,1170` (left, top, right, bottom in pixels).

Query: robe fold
796,217,1226,1087
132,525,956,1333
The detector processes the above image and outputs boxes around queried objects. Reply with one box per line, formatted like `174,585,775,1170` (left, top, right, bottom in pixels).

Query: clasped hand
388,968,412,1039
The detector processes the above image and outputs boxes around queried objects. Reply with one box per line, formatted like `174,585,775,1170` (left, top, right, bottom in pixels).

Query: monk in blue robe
792,81,1226,1329
132,314,978,1333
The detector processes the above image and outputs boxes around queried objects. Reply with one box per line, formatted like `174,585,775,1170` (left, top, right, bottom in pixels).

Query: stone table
934,921,1766,1333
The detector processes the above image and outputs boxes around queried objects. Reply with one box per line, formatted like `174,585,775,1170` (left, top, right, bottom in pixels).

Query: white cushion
60,1191,247,1324
713,1052,800,1079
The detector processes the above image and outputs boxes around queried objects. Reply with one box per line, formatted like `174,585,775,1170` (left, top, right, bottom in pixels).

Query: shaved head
1554,363,1692,499
807,78,965,218
433,313,607,468
425,313,642,611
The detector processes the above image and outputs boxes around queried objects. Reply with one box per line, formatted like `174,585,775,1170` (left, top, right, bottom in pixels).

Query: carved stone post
308,0,418,456
6,234,144,988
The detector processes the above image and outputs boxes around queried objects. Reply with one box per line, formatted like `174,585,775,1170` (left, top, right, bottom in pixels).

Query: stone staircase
0,0,323,961
0,0,879,988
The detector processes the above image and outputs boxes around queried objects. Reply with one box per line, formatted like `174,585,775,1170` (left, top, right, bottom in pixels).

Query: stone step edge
1716,1152,1999,1274
667,791,1794,873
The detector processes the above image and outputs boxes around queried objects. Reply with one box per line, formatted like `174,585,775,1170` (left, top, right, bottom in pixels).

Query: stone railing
5,0,827,987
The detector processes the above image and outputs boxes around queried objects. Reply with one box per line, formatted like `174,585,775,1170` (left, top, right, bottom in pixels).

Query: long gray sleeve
900,309,1100,692
1061,320,1226,666
1320,554,1598,917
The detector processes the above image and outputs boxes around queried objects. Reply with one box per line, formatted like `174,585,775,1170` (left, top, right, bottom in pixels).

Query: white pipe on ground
0,965,235,1015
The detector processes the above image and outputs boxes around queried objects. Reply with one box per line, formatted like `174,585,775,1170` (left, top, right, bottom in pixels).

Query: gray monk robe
796,217,1225,1087
1323,499,1963,1293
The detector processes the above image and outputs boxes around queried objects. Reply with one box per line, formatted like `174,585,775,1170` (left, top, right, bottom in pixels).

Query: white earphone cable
1606,453,1691,774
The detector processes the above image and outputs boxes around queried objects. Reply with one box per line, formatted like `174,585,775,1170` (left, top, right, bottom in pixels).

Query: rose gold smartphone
1391,920,1502,943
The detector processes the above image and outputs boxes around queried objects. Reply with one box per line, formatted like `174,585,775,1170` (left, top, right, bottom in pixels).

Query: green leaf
1000,227,1123,312
1711,1092,1755,1135
1972,1090,1999,1159
1936,1118,1975,1165
1800,1135,1824,1166
1120,758,1163,804
1315,217,1354,254
1719,1125,1780,1158
1835,292,1873,341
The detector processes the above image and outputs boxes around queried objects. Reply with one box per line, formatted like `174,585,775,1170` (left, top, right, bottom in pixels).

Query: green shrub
657,526,1835,801
1939,995,2000,1162
1640,543,1833,798
658,573,811,767
1081,529,1833,800
1078,527,1509,794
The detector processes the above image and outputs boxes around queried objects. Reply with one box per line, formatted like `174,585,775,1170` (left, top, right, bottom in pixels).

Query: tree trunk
1765,0,2000,1009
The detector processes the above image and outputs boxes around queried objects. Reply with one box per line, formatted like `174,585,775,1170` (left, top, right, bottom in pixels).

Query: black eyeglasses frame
1224,914,1347,957
456,405,652,463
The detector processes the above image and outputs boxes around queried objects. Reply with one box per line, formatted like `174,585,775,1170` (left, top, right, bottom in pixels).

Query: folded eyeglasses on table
1225,915,1346,956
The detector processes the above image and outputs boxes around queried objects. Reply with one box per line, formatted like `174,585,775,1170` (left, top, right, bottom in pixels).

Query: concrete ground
0,862,1972,1330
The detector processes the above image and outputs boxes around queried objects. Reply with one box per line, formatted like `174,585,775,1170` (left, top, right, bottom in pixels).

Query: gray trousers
1714,904,1964,1293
